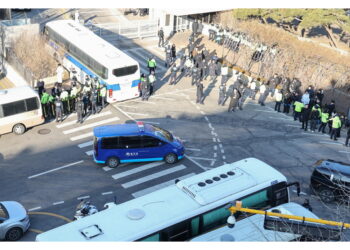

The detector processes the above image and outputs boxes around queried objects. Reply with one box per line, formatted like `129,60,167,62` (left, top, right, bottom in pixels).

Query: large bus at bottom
44,20,141,103
36,158,300,242
0,86,44,135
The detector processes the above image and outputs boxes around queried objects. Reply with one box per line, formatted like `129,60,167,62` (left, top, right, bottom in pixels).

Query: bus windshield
113,65,138,77
152,125,174,142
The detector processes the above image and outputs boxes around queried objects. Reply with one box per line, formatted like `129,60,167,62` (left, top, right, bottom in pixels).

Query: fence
89,20,158,41
5,47,35,88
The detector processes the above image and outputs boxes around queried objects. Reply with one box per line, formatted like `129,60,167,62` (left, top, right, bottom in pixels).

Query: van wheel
13,123,26,135
107,157,120,168
319,187,336,203
5,227,23,241
165,153,177,164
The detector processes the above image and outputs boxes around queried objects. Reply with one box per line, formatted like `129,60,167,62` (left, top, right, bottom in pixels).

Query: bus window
112,65,138,77
241,189,269,209
201,206,231,233
119,136,142,149
139,233,160,242
2,100,26,117
190,216,200,237
164,220,190,241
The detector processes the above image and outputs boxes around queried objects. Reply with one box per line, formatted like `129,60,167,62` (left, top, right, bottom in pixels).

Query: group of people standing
38,73,107,124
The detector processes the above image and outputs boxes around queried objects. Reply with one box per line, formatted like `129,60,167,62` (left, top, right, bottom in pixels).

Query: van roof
93,123,153,138
0,86,38,105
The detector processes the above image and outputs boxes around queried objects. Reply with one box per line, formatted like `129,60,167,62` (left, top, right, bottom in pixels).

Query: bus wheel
13,124,26,135
165,153,177,164
107,157,120,168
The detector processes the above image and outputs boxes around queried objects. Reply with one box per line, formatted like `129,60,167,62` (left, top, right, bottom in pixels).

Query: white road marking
189,156,216,161
210,161,215,167
286,124,300,128
70,132,93,141
28,160,84,179
124,112,148,116
208,123,213,129
200,111,205,115
102,191,113,195
186,148,201,151
78,141,93,148
85,150,93,156
77,196,90,200
339,150,350,154
319,141,343,145
63,117,120,134
214,152,217,158
221,149,225,154
116,104,138,109
53,201,64,205
217,138,221,143
28,207,41,211
132,173,196,198
224,162,227,164
219,144,223,149
302,132,327,137
56,111,112,128
268,116,294,121
196,106,201,110
128,100,156,105
113,105,136,121
255,109,277,113
214,145,217,150
151,96,176,101
222,156,226,160
103,166,114,171
111,162,164,180
122,165,187,188
185,155,210,171
139,121,160,125
213,138,216,142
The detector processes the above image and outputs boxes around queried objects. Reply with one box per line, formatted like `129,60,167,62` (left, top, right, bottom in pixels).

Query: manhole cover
38,129,51,135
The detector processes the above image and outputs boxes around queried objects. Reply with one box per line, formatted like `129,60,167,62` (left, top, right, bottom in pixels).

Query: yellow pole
229,201,350,229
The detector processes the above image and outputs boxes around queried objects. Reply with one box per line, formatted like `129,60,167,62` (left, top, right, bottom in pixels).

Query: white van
0,86,44,135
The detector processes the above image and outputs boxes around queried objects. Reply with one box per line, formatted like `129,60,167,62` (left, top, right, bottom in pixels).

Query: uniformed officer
147,57,157,74
196,81,204,104
40,89,50,120
228,88,241,112
76,97,84,124
169,63,178,85
329,114,342,141
70,83,78,112
293,99,304,121
184,56,193,77
258,82,269,106
218,84,226,106
141,77,150,101
209,60,216,81
238,86,249,110
90,87,98,115
55,97,63,123
165,45,172,68
48,91,55,119
99,84,107,108
148,71,156,95
82,93,89,117
60,88,69,115
221,64,228,85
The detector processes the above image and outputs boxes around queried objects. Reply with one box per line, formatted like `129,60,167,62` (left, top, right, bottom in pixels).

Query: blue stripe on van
120,158,164,163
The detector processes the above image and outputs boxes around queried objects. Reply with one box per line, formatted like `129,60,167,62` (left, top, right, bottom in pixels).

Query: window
112,65,138,77
164,220,190,241
190,217,200,237
142,136,162,148
139,233,160,242
202,206,231,233
165,14,170,26
241,189,269,209
2,100,26,117
25,97,39,111
0,105,4,118
119,136,142,149
152,125,173,142
101,137,119,149
0,203,8,219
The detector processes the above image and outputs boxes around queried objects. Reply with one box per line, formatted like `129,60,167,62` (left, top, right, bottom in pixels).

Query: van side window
2,100,26,117
119,136,142,149
101,137,119,149
142,135,162,148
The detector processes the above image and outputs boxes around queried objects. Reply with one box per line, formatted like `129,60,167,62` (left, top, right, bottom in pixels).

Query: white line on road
189,156,216,161
151,96,175,101
113,105,136,121
85,150,93,156
122,165,187,188
28,207,41,211
70,132,93,141
116,104,138,109
255,109,277,113
214,145,217,150
129,100,156,105
217,138,221,143
28,160,84,179
53,201,64,205
286,124,301,128
77,196,90,200
339,150,350,154
214,152,217,158
186,148,201,151
124,112,149,116
221,149,225,154
111,162,164,180
213,138,216,142
132,173,196,198
63,117,120,134
185,155,210,171
102,191,113,195
103,166,114,171
319,141,343,145
222,156,226,160
56,111,112,129
219,144,223,149
78,141,93,148
210,161,215,167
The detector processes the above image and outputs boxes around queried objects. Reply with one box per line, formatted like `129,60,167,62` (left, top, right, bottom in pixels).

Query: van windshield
152,125,174,142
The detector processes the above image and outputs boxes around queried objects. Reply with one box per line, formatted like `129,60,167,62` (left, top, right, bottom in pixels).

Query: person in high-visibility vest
40,89,50,120
99,84,107,108
318,108,329,133
60,89,69,115
147,57,157,74
329,114,342,141
70,84,78,113
293,100,304,122
148,72,156,95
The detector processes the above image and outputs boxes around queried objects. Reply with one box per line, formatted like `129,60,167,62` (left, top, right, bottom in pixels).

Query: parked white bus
44,20,141,103
190,202,319,242
36,158,300,242
0,86,44,135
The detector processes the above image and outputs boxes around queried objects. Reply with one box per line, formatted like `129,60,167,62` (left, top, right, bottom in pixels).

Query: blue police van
93,122,185,168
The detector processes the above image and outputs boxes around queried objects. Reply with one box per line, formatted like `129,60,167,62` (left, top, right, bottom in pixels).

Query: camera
227,214,236,228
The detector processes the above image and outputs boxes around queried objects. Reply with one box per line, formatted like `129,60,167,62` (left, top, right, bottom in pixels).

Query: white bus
44,20,141,103
0,86,44,135
190,202,319,242
36,158,299,242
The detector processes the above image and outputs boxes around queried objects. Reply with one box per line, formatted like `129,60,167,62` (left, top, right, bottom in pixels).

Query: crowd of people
38,66,107,124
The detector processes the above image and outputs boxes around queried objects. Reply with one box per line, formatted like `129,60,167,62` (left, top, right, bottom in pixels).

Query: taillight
109,89,113,98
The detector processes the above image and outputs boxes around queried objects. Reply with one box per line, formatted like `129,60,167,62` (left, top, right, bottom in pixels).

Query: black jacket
301,107,311,122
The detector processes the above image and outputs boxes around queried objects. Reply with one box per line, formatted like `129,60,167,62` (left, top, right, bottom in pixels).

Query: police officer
208,60,216,81
40,89,50,120
184,56,193,77
329,114,342,141
148,71,156,95
100,84,107,108
191,66,199,86
165,45,172,68
196,81,204,104
169,63,179,85
300,105,311,131
171,44,176,64
76,97,84,124
48,91,55,119
70,83,78,112
238,85,249,110
218,84,226,106
318,108,329,133
310,105,320,132
221,64,228,85
90,87,98,115
293,99,304,121
82,93,89,117
258,82,268,106
141,77,150,101
60,88,69,115
158,27,164,47
147,57,157,74
228,88,241,112
55,97,63,123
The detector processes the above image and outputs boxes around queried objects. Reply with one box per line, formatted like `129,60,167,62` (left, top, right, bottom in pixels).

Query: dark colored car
310,159,350,203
